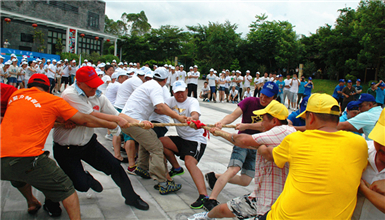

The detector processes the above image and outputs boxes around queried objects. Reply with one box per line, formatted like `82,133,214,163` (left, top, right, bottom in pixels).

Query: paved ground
1,80,293,220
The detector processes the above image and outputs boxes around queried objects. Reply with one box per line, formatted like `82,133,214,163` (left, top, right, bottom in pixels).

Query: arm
215,107,243,128
236,122,263,132
257,145,274,161
155,103,186,123
69,112,117,129
337,121,361,133
90,111,129,128
209,128,261,149
359,179,385,213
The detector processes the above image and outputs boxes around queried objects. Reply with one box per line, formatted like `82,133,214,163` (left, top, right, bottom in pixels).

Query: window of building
47,30,66,54
88,12,99,29
77,35,101,55
19,46,32,51
21,33,34,43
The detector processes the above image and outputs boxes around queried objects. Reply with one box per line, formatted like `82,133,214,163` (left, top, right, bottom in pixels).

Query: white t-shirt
235,76,243,87
56,66,63,78
176,70,186,82
225,76,231,88
260,76,270,84
206,74,217,87
36,67,45,74
269,77,275,82
254,77,261,85
149,86,171,124
353,141,385,220
284,79,291,91
289,78,299,93
201,86,210,94
230,89,238,97
62,65,70,77
8,65,19,78
217,76,226,87
188,71,200,85
243,90,252,98
47,64,57,79
43,64,49,75
105,81,121,105
53,85,118,146
114,76,143,109
165,97,207,144
122,79,164,121
69,65,77,76
243,75,252,88
25,67,35,80
98,75,111,92
168,72,178,87
18,67,25,81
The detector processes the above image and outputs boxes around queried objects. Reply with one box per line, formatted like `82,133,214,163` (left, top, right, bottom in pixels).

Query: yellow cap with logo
297,93,340,119
368,108,385,146
253,100,288,120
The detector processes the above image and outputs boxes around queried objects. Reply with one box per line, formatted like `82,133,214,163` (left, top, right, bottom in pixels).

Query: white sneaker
188,212,215,220
105,134,113,141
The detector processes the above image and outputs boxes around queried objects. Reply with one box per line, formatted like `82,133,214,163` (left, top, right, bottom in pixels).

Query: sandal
116,157,128,163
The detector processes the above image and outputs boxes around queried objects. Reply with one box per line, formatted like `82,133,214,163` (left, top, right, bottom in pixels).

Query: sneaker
187,212,216,220
169,167,184,178
206,99,210,102
153,179,175,190
134,166,151,179
126,165,137,175
205,172,217,190
203,199,219,211
159,180,182,195
232,101,234,104
190,194,207,209
105,133,113,141
43,199,62,217
213,100,216,103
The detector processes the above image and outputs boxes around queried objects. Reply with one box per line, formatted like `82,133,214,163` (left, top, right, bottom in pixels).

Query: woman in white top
217,74,226,103
25,61,37,86
18,62,27,89
36,62,45,74
55,62,63,93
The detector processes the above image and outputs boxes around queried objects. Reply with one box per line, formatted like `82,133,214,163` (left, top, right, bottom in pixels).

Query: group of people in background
1,57,385,220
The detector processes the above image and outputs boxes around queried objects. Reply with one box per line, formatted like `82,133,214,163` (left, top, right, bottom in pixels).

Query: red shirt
1,83,17,117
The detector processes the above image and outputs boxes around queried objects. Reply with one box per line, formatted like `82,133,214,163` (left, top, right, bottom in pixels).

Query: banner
68,28,77,53
0,48,60,65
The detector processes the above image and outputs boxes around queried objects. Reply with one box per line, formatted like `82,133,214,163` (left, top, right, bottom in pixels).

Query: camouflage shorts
226,194,264,220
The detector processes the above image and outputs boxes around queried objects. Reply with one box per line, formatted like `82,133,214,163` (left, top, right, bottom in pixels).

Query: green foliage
230,59,241,71
302,61,317,77
121,10,151,36
55,38,64,54
344,74,357,81
60,52,119,64
33,30,46,53
104,15,127,36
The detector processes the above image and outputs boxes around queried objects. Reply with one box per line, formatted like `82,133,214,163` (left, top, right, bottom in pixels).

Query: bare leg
125,140,137,167
113,135,123,160
185,156,207,195
227,174,253,186
209,166,241,200
160,137,180,168
16,183,41,212
62,192,81,220
208,203,236,218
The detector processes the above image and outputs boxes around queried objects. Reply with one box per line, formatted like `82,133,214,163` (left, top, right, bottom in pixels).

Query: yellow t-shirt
269,130,368,220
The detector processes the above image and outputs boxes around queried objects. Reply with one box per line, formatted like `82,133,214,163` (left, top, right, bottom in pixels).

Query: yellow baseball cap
296,93,340,119
368,108,385,146
253,100,288,120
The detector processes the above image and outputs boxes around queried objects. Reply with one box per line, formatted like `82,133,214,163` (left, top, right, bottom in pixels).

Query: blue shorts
115,107,135,142
218,87,225,91
210,86,216,93
228,145,256,178
8,77,17,83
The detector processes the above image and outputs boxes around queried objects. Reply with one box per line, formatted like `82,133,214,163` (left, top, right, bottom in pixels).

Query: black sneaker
205,172,217,190
85,171,103,192
135,166,151,179
43,199,62,217
190,194,207,209
169,167,185,178
159,180,182,195
125,197,149,210
203,199,219,211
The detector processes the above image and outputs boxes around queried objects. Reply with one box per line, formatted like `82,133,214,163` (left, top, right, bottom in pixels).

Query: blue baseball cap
371,82,376,85
339,79,345,83
308,77,312,80
380,82,385,87
261,82,279,97
356,79,361,82
356,94,376,104
347,101,360,111
347,80,352,83
279,74,283,77
299,95,310,113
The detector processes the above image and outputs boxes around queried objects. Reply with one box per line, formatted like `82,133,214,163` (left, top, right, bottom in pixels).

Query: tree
104,15,127,36
121,11,151,36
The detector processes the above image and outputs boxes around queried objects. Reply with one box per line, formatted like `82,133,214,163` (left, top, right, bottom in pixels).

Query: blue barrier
0,48,60,65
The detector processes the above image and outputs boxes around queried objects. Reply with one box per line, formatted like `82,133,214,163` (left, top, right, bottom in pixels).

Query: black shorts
62,77,69,85
168,136,206,162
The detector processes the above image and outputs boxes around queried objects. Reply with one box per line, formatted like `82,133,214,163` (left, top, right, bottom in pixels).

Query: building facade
1,0,117,55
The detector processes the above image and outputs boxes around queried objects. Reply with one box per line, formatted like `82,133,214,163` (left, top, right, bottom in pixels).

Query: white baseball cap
133,63,137,66
117,70,129,78
164,64,169,67
10,54,16,57
64,59,68,62
210,68,214,72
246,70,250,73
57,61,62,64
118,62,123,66
98,63,106,68
171,66,175,70
47,59,51,62
11,58,17,62
84,59,88,62
111,72,119,79
153,67,169,79
124,62,128,65
5,61,11,65
0,55,4,59
172,81,187,93
136,70,146,76
87,63,92,66
106,62,110,65
22,61,28,65
52,59,57,62
72,60,76,63
194,65,198,68
112,60,116,63
214,70,217,74
129,62,133,65
256,71,260,75
189,66,193,69
145,72,153,78
180,65,184,68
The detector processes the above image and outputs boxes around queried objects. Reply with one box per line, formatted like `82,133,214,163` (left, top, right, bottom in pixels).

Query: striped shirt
250,125,296,215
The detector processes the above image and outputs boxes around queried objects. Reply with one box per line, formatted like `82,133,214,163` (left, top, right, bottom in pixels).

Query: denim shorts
115,107,135,141
218,86,225,91
210,86,216,93
8,77,17,83
228,145,256,178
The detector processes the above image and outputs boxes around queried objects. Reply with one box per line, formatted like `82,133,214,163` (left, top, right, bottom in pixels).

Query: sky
104,0,361,37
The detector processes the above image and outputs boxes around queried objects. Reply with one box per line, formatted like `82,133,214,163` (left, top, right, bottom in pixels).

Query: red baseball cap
76,66,103,88
28,74,50,87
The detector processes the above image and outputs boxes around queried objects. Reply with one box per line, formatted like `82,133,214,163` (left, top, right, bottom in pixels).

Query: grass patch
312,79,370,95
